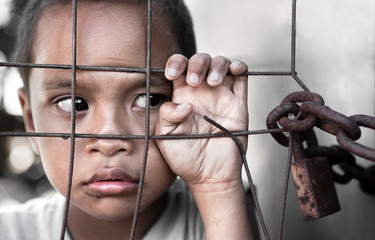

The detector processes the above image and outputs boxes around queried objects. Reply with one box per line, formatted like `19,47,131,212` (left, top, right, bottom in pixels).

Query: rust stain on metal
291,157,341,221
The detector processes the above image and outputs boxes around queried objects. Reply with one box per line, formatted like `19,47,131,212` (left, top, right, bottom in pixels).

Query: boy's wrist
187,178,245,196
188,179,253,240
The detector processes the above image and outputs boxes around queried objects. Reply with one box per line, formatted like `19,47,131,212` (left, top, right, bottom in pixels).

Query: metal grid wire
0,0,365,239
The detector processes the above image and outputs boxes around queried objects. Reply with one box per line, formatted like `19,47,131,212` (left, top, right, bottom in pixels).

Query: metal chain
304,144,375,195
267,91,375,197
267,91,375,161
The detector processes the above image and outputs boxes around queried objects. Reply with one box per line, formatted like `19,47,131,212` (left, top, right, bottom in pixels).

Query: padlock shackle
292,132,306,163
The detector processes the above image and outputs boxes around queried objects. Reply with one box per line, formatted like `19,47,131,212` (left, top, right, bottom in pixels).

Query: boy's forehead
32,1,178,68
37,70,172,93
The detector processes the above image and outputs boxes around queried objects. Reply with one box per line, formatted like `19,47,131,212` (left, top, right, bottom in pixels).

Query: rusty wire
0,0,374,239
0,61,294,77
59,0,78,239
0,128,285,139
277,132,294,240
129,0,153,238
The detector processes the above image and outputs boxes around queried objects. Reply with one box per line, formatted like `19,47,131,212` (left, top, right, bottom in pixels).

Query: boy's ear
18,88,40,155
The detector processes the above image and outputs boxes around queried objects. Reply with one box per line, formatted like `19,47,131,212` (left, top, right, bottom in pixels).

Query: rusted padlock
291,132,341,220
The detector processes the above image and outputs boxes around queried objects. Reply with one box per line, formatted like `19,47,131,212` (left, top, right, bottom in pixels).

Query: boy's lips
83,168,139,197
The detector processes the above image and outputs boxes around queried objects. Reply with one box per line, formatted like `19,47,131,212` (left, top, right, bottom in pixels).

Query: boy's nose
85,111,134,157
85,138,133,157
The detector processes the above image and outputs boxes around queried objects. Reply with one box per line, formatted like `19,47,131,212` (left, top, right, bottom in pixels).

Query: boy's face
19,2,179,220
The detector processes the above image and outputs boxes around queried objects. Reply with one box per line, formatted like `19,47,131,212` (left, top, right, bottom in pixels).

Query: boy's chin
71,193,166,222
89,210,136,222
76,202,139,221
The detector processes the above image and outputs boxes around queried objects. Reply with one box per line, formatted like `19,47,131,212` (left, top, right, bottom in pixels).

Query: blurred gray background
0,0,374,239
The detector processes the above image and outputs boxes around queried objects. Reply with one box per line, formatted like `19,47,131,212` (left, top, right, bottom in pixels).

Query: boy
0,0,256,239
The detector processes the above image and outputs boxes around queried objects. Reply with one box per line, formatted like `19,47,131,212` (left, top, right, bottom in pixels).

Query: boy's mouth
83,168,139,197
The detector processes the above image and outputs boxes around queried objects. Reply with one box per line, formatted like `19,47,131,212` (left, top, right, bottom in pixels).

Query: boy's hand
155,53,248,191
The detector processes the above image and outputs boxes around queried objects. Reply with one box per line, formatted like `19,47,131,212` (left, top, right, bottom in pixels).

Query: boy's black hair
13,0,196,87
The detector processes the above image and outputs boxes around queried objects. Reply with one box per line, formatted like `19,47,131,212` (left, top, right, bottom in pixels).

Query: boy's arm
156,53,255,240
189,180,255,239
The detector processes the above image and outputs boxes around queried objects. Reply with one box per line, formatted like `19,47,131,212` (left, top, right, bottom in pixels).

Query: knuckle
213,55,230,63
212,58,231,73
211,56,230,69
168,54,188,66
188,58,210,74
192,52,211,59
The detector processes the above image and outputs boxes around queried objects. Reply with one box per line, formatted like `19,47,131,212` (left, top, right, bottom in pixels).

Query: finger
156,102,193,136
229,60,248,76
230,61,248,102
165,54,188,81
207,56,231,87
186,53,211,87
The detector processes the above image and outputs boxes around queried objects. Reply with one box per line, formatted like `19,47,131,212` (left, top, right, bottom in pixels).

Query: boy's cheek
132,111,160,134
37,137,70,161
36,138,71,189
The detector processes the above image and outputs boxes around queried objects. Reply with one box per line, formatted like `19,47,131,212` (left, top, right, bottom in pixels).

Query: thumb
156,102,193,135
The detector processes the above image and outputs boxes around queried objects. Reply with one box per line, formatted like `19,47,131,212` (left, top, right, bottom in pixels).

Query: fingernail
232,61,242,67
188,73,199,84
208,71,220,83
176,102,188,112
166,67,177,78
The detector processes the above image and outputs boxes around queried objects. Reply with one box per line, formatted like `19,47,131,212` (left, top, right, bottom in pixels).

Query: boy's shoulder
144,179,205,240
0,190,64,213
0,191,71,240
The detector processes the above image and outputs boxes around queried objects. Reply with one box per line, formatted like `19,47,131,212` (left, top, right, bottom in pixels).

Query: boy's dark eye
56,97,89,113
134,94,163,109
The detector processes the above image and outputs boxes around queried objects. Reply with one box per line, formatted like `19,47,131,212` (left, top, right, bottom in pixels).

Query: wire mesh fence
0,0,374,240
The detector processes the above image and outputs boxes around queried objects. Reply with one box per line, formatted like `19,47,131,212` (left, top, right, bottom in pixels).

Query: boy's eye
56,97,89,113
134,94,163,108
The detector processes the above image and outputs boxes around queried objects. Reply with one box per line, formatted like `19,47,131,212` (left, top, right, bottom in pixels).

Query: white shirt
0,180,205,240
